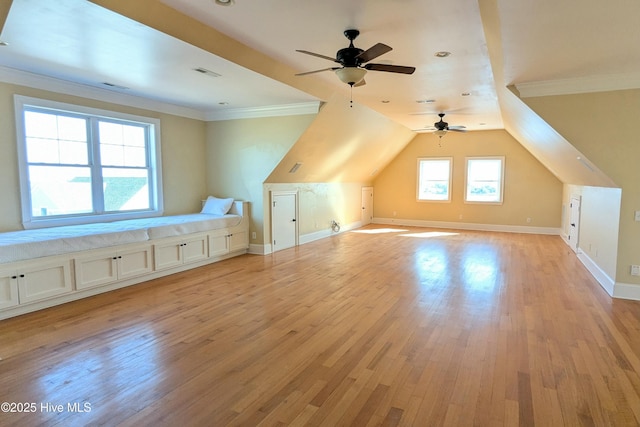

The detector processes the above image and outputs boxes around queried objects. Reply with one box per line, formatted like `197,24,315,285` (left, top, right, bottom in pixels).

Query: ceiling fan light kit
335,67,367,86
434,129,448,139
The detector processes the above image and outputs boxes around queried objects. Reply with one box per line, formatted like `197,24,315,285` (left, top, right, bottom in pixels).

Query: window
465,157,504,204
417,157,452,201
15,95,163,228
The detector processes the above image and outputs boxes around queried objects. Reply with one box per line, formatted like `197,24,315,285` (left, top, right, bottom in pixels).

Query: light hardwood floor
1,225,640,426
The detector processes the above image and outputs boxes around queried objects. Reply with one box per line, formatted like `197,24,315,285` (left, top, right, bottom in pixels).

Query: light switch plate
635,211,640,221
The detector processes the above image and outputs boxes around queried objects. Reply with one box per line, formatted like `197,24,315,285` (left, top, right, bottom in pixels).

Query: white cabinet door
0,269,19,310
182,234,209,264
75,251,118,290
209,229,248,257
118,246,153,280
154,239,183,270
154,233,209,270
209,230,230,257
229,230,249,252
75,244,153,290
17,258,73,304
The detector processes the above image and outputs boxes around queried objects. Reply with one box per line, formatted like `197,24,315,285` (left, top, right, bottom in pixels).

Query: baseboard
250,220,364,255
372,217,561,235
612,282,640,301
577,251,616,296
248,243,269,255
299,220,363,245
565,240,640,300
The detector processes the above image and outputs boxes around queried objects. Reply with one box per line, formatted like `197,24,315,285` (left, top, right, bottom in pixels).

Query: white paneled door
361,187,373,226
271,191,298,252
568,196,581,253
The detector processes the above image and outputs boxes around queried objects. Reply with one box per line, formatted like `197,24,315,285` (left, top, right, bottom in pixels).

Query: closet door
271,191,298,252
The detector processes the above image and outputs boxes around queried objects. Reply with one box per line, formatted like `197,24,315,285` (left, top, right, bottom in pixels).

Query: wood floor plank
2,226,640,426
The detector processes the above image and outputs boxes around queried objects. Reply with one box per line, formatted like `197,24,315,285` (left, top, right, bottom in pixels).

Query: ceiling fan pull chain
350,84,353,107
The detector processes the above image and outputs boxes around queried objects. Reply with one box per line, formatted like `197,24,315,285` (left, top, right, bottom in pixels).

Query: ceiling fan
295,29,416,87
430,113,467,138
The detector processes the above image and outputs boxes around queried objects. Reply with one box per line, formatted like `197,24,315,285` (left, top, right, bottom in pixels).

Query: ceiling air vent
194,67,222,78
102,82,129,90
289,163,303,173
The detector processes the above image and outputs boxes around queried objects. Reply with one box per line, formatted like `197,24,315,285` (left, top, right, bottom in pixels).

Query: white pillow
201,196,234,215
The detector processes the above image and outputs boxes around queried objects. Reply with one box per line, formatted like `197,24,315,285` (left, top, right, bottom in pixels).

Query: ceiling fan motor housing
435,119,448,130
338,29,364,67
337,47,364,67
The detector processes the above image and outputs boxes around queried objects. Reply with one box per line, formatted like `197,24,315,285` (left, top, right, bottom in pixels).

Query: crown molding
0,65,321,122
0,65,208,120
205,101,321,121
515,72,640,98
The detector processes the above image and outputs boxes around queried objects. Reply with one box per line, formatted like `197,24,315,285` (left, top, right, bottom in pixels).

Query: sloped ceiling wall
478,0,617,188
265,92,416,183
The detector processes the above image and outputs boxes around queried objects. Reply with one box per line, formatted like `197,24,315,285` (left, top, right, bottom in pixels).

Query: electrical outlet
526,217,532,223
631,265,640,276
251,231,256,240
635,211,640,221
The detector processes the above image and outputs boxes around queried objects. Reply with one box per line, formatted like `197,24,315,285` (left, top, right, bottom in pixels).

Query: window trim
14,95,164,229
416,157,453,203
464,156,505,205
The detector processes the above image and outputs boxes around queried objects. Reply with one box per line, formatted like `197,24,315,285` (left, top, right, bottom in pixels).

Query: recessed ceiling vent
194,67,222,77
289,163,303,173
102,82,129,90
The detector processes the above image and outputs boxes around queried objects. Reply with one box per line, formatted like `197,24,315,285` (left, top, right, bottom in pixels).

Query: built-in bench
0,201,249,320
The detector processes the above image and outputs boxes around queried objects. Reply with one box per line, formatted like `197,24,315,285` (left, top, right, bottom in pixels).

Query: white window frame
14,95,164,229
417,157,453,202
464,156,505,205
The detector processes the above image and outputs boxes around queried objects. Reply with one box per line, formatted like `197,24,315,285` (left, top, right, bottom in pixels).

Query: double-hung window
15,95,163,228
465,157,504,204
417,157,452,202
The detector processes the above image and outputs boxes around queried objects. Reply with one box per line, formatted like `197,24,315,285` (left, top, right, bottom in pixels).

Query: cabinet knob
20,274,25,278
11,275,17,279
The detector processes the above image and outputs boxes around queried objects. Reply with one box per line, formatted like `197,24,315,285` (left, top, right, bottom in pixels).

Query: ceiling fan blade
356,43,392,63
364,63,416,74
295,50,338,62
295,67,339,76
448,128,467,132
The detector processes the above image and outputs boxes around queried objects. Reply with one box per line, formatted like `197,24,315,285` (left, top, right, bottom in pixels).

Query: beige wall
562,184,621,282
0,82,207,232
525,89,640,285
205,114,316,245
373,129,562,227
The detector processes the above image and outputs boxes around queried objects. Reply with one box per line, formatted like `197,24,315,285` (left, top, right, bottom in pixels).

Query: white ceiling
1,0,639,133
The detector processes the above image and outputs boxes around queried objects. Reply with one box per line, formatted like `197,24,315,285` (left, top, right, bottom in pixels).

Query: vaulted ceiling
1,0,639,187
